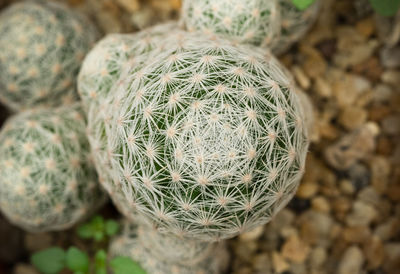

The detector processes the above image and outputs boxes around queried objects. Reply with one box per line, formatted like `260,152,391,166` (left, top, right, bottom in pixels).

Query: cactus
78,22,179,111
181,0,321,55
110,220,229,274
96,32,309,242
0,0,98,111
0,104,106,232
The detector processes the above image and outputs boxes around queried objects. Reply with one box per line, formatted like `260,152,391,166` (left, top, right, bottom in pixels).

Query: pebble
355,17,375,38
311,196,331,213
337,246,364,274
383,243,400,273
332,74,371,108
369,156,390,194
381,114,400,135
374,217,400,241
381,70,400,87
324,123,379,170
292,66,311,90
239,225,264,242
281,234,310,264
116,0,140,13
346,200,377,227
299,211,334,247
342,225,371,244
13,264,38,274
380,46,400,68
309,246,327,269
372,84,392,103
339,179,356,195
252,253,272,273
314,77,332,98
272,252,290,273
338,106,368,130
296,182,319,199
363,236,384,270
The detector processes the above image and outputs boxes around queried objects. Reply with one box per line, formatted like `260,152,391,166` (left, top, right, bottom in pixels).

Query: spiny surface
78,22,179,112
0,0,98,111
0,104,106,232
109,220,228,274
182,0,320,55
95,32,309,241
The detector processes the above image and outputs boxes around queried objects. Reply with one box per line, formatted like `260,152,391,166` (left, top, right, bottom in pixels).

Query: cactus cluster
0,104,106,232
95,32,309,242
0,0,98,111
182,0,320,55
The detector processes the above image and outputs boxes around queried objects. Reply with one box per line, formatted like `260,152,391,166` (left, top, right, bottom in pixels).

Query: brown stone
311,196,331,213
281,234,310,264
272,252,290,273
363,236,385,270
342,225,371,243
356,17,375,38
338,106,368,130
296,182,319,199
337,246,365,274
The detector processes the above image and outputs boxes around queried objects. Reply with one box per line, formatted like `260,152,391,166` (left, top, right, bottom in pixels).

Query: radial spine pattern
182,0,321,55
0,104,106,232
94,33,309,241
0,0,98,111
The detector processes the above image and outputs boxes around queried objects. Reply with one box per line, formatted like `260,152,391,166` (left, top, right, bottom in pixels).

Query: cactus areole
95,32,309,242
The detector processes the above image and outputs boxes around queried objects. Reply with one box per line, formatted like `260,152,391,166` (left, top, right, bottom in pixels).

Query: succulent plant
110,220,229,274
181,0,321,55
0,104,106,232
78,22,179,111
0,0,98,111
93,32,309,244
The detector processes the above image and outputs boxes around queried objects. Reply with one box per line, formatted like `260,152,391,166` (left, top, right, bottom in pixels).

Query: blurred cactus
78,22,179,111
181,0,321,55
0,0,98,111
0,104,106,232
109,220,229,274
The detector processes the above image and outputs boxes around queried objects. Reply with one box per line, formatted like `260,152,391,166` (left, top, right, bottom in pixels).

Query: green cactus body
94,32,309,242
81,23,185,220
0,0,98,111
78,22,179,111
182,0,321,55
0,104,106,232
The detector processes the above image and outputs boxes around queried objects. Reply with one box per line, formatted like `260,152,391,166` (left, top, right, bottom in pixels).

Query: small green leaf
105,220,120,236
291,0,316,10
369,0,400,17
31,247,66,274
77,223,94,239
94,250,107,274
93,231,105,242
110,256,147,274
66,247,89,273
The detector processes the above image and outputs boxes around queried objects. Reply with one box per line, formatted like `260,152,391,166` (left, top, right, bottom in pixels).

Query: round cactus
0,0,98,111
93,32,309,242
78,22,179,111
181,0,280,49
0,104,106,232
109,220,229,274
181,0,321,55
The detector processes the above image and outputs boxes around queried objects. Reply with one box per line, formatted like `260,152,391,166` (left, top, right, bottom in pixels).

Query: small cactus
93,32,309,242
109,220,229,274
0,104,106,232
0,0,98,111
181,0,321,55
78,22,179,111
